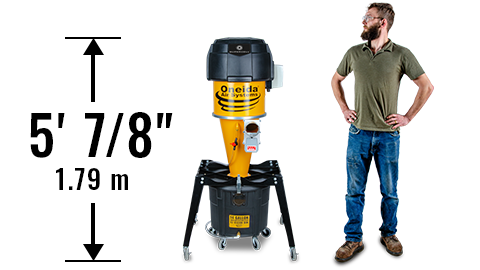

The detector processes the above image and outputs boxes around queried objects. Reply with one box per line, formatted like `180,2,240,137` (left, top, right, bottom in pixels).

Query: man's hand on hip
386,114,410,129
343,109,357,124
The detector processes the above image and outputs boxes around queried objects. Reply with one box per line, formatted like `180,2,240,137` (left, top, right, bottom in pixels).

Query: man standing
332,3,434,262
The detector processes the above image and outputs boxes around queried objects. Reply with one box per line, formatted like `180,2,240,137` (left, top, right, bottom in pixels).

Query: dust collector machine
183,37,297,261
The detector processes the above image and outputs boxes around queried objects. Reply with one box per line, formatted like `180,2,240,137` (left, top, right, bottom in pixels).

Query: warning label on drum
229,215,250,228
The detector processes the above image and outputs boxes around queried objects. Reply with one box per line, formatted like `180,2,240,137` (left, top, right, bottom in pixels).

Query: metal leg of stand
183,176,204,260
274,176,298,261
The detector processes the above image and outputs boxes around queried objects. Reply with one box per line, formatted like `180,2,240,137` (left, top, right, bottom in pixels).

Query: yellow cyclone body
213,81,266,177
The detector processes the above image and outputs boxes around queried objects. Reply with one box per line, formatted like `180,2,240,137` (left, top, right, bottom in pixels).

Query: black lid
207,37,274,82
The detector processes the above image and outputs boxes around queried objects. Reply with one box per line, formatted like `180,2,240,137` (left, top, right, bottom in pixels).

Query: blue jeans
344,124,400,242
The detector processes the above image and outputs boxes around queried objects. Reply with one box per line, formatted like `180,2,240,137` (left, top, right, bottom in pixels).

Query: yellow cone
220,119,252,177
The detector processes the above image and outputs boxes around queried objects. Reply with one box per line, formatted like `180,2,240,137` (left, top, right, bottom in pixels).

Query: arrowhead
84,39,104,55
83,243,104,260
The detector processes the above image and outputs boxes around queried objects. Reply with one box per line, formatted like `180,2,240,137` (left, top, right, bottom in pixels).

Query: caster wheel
290,247,298,261
183,246,191,261
208,227,217,235
218,238,227,250
280,215,284,225
252,236,261,250
261,227,271,238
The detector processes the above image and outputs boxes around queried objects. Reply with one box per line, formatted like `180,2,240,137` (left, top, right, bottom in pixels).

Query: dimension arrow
65,202,121,262
83,203,104,260
65,37,121,102
84,40,103,103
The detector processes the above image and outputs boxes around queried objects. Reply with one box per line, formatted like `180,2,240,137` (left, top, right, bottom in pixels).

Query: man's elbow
416,74,434,97
426,82,434,97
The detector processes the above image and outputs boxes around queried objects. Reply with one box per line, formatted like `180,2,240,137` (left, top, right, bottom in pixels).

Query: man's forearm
405,74,434,121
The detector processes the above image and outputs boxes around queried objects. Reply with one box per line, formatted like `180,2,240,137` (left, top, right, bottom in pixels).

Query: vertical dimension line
91,203,95,244
91,55,95,102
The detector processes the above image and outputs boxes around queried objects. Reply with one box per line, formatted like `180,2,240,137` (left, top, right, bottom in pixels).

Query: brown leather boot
381,235,403,256
335,241,364,262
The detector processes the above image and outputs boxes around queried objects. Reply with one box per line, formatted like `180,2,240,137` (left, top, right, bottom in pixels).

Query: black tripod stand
183,159,297,261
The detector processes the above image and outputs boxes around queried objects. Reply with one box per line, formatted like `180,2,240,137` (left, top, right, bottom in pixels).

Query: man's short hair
368,3,395,32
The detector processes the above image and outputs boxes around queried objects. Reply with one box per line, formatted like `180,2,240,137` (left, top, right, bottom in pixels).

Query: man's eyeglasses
362,15,383,22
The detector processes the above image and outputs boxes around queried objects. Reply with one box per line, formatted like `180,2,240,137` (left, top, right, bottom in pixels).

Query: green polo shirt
337,40,425,132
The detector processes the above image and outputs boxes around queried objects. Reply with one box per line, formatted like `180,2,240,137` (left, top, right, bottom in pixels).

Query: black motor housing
207,37,274,83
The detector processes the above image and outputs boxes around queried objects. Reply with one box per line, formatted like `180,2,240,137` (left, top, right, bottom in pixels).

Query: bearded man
331,3,434,262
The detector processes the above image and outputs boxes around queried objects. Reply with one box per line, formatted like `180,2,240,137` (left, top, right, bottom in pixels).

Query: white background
1,0,478,269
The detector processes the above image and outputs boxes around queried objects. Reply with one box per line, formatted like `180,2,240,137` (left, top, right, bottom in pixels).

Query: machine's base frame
183,159,297,261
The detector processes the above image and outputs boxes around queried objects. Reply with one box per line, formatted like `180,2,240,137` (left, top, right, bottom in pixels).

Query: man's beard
361,22,381,41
